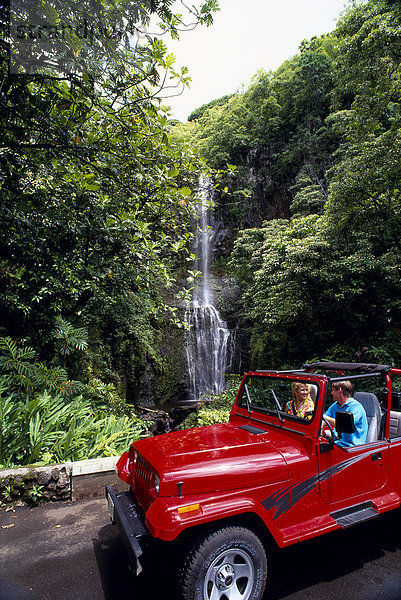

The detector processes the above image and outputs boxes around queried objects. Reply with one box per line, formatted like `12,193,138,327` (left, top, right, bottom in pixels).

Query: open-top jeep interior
235,362,401,443
305,361,401,442
389,389,401,438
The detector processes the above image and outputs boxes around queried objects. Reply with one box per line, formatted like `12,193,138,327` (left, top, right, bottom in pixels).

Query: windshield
238,375,318,422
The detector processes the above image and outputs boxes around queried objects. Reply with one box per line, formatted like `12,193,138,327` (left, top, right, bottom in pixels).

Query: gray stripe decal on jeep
262,449,377,520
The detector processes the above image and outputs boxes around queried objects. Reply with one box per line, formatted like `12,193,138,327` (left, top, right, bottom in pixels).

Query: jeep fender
144,489,283,545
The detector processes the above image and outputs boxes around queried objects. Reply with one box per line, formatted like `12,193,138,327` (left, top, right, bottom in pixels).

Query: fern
0,337,37,391
53,317,88,366
0,337,82,398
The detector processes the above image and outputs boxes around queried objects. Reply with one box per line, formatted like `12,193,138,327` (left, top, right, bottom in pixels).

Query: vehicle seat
354,392,381,443
308,384,318,402
389,411,401,439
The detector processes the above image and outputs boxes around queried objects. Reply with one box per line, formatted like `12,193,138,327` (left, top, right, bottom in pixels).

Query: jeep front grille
134,455,153,511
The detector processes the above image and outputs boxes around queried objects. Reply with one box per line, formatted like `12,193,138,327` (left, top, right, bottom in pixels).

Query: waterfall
185,179,232,401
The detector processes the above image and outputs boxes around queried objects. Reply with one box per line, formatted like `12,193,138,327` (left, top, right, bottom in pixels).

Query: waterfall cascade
185,181,232,400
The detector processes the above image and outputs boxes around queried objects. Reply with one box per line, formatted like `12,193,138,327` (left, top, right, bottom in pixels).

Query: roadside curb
71,456,128,500
0,456,128,504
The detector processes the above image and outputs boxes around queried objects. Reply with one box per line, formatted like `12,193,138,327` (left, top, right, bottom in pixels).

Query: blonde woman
286,382,315,420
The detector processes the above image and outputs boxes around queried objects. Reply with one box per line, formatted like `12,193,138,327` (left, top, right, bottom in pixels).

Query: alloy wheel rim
203,548,255,600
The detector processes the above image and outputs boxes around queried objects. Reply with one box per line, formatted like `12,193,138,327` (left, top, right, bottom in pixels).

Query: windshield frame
236,373,321,425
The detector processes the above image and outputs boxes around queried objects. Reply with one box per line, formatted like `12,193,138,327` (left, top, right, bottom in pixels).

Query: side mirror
335,410,355,434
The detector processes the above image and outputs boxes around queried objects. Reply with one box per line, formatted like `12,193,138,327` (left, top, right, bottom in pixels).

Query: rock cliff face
202,146,294,377
210,273,248,375
246,146,292,223
215,146,292,237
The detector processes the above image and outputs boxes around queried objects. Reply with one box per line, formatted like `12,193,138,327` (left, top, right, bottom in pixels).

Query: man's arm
323,403,336,428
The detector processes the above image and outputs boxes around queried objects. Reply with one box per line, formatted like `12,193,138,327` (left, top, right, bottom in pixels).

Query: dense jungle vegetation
0,0,218,467
176,0,401,369
1,0,401,467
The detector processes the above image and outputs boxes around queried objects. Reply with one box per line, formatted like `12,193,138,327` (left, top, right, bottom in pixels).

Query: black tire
178,526,268,600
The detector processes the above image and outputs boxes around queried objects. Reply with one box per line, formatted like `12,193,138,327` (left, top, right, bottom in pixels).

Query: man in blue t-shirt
324,380,368,447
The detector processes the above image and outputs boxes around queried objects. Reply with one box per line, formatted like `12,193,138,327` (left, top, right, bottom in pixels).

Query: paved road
0,497,400,600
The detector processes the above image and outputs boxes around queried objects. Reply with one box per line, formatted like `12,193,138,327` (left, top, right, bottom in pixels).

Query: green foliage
0,337,37,392
53,317,89,366
327,0,401,253
230,217,340,365
0,337,83,397
28,484,45,506
290,167,328,217
230,209,401,368
0,338,148,467
188,94,234,122
1,482,16,503
0,385,147,468
84,378,125,410
4,0,401,427
178,35,338,230
179,375,242,429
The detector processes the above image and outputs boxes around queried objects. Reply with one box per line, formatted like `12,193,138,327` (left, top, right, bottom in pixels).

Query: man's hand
324,415,335,428
321,414,336,437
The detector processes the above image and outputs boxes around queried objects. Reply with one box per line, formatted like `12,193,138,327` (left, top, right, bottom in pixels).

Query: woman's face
295,384,309,402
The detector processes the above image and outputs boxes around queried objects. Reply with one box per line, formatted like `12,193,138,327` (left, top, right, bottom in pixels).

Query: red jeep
106,362,401,600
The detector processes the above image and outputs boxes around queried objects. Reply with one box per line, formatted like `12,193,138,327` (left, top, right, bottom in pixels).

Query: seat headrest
354,392,380,417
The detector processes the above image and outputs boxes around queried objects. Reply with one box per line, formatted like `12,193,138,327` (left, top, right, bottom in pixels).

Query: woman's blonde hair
291,381,312,401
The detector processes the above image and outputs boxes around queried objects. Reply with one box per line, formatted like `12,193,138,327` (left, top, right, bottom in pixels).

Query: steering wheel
321,415,335,440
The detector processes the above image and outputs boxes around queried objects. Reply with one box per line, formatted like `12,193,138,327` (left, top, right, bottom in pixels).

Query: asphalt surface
0,496,400,600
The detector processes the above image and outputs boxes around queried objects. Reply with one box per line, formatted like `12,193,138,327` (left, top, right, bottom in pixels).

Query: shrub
179,375,242,430
0,384,148,468
0,337,148,468
0,337,83,398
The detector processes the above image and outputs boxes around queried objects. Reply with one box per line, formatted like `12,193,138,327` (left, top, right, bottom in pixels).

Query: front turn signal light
177,503,200,515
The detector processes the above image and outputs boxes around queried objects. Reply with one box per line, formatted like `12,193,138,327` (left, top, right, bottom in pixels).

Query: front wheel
179,526,268,600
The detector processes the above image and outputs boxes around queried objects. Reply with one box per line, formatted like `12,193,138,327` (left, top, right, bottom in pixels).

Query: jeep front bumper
105,485,149,575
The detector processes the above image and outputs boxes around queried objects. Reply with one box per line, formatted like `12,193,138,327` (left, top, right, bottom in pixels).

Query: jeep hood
133,423,288,496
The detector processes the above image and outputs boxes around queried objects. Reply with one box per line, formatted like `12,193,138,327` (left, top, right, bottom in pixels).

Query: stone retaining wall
0,463,72,504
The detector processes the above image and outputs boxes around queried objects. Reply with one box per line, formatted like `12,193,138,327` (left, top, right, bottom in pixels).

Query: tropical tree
0,0,219,398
